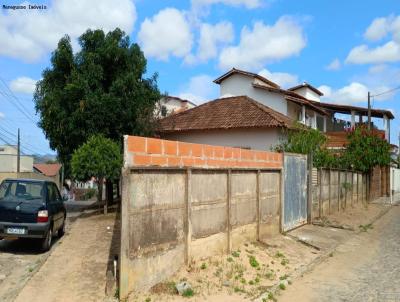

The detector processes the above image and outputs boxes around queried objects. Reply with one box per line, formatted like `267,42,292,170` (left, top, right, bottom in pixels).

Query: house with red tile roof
158,68,394,151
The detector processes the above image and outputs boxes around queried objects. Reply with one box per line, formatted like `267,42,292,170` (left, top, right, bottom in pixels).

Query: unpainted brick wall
125,135,282,169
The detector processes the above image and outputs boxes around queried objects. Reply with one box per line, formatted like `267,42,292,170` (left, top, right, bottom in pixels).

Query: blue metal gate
282,153,308,232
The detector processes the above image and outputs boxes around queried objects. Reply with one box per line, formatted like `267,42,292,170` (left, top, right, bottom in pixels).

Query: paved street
0,200,96,302
279,206,400,302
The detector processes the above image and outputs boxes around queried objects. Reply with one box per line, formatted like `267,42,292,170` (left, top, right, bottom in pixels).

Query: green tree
34,28,160,176
342,127,391,172
274,123,327,154
71,135,122,213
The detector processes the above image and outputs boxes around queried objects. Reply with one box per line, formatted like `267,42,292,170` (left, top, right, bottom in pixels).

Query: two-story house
158,68,394,151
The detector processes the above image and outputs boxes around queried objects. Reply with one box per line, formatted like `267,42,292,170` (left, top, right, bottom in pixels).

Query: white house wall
219,74,288,116
162,128,286,151
292,87,320,102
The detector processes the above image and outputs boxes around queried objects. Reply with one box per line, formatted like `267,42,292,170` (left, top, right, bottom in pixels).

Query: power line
371,85,400,97
0,78,37,123
0,125,48,155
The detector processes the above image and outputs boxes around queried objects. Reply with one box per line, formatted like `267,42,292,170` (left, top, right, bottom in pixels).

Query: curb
254,204,394,302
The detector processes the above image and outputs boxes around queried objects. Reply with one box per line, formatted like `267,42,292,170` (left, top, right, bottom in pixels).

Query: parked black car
0,179,66,251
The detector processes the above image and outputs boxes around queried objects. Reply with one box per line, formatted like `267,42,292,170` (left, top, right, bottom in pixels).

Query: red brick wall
125,135,283,169
369,165,390,199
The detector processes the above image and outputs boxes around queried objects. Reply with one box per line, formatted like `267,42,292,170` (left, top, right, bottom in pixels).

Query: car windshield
0,180,44,202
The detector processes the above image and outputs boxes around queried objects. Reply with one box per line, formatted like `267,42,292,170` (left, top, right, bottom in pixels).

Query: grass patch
279,283,286,290
200,263,207,270
359,223,373,232
231,250,240,258
249,255,259,268
227,257,234,263
182,288,194,297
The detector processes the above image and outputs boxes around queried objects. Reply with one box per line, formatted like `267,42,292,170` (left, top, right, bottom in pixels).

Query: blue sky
0,0,399,155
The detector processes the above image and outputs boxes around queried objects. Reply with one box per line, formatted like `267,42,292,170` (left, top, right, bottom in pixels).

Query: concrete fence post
184,169,192,266
307,153,313,223
351,171,354,207
328,169,331,214
337,171,341,212
256,170,261,241
119,167,131,300
227,169,232,253
318,168,322,218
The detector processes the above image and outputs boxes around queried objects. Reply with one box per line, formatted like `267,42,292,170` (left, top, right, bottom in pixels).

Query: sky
0,0,400,155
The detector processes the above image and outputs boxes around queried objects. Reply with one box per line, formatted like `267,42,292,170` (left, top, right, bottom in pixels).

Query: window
0,180,44,202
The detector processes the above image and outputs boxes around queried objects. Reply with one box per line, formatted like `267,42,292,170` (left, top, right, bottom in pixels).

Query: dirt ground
14,212,119,302
128,235,319,302
278,206,400,302
315,203,388,231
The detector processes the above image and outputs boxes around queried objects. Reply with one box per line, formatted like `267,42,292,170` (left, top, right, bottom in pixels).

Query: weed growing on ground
275,251,284,258
232,250,240,257
200,263,207,270
28,267,34,272
227,257,234,262
145,298,151,302
359,223,373,232
279,283,286,290
280,258,289,266
249,255,259,268
279,274,289,280
182,288,194,297
329,252,334,257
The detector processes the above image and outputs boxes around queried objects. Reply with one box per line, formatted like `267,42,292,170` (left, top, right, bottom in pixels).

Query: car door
46,183,60,230
52,183,64,228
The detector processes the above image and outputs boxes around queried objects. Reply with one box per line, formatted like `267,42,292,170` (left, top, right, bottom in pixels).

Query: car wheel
41,227,52,252
58,219,65,238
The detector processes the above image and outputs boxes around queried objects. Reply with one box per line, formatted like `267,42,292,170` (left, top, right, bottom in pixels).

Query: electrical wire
371,85,400,97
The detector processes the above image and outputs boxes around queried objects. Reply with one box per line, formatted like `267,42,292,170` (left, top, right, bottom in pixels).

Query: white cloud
364,15,400,42
318,83,368,104
218,16,306,70
138,8,193,61
191,0,262,10
9,77,37,94
326,58,341,71
195,22,234,62
0,0,136,62
0,112,4,119
258,68,298,88
177,74,217,104
319,82,393,104
347,15,400,64
364,17,391,41
346,41,400,64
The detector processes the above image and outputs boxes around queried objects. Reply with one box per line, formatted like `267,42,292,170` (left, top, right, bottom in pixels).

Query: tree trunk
98,178,104,204
105,179,113,214
116,179,120,200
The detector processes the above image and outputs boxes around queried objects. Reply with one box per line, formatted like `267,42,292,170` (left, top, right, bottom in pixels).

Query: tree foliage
342,127,391,172
274,123,326,155
34,28,160,174
71,135,122,182
275,124,391,172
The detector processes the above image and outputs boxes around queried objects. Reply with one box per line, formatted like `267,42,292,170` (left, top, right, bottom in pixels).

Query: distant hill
33,154,58,164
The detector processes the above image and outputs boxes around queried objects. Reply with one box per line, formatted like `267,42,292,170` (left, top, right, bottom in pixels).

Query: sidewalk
14,212,119,302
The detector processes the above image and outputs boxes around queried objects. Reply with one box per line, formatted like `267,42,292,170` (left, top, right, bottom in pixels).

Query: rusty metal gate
282,153,307,232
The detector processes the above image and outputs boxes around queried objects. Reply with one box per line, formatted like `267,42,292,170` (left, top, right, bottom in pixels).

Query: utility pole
17,128,20,173
367,91,371,130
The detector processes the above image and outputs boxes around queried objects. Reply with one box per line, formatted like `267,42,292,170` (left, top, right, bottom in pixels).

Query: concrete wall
219,74,288,116
162,128,286,151
311,169,367,219
391,167,400,193
0,172,57,187
291,86,321,102
120,136,283,299
0,154,34,172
